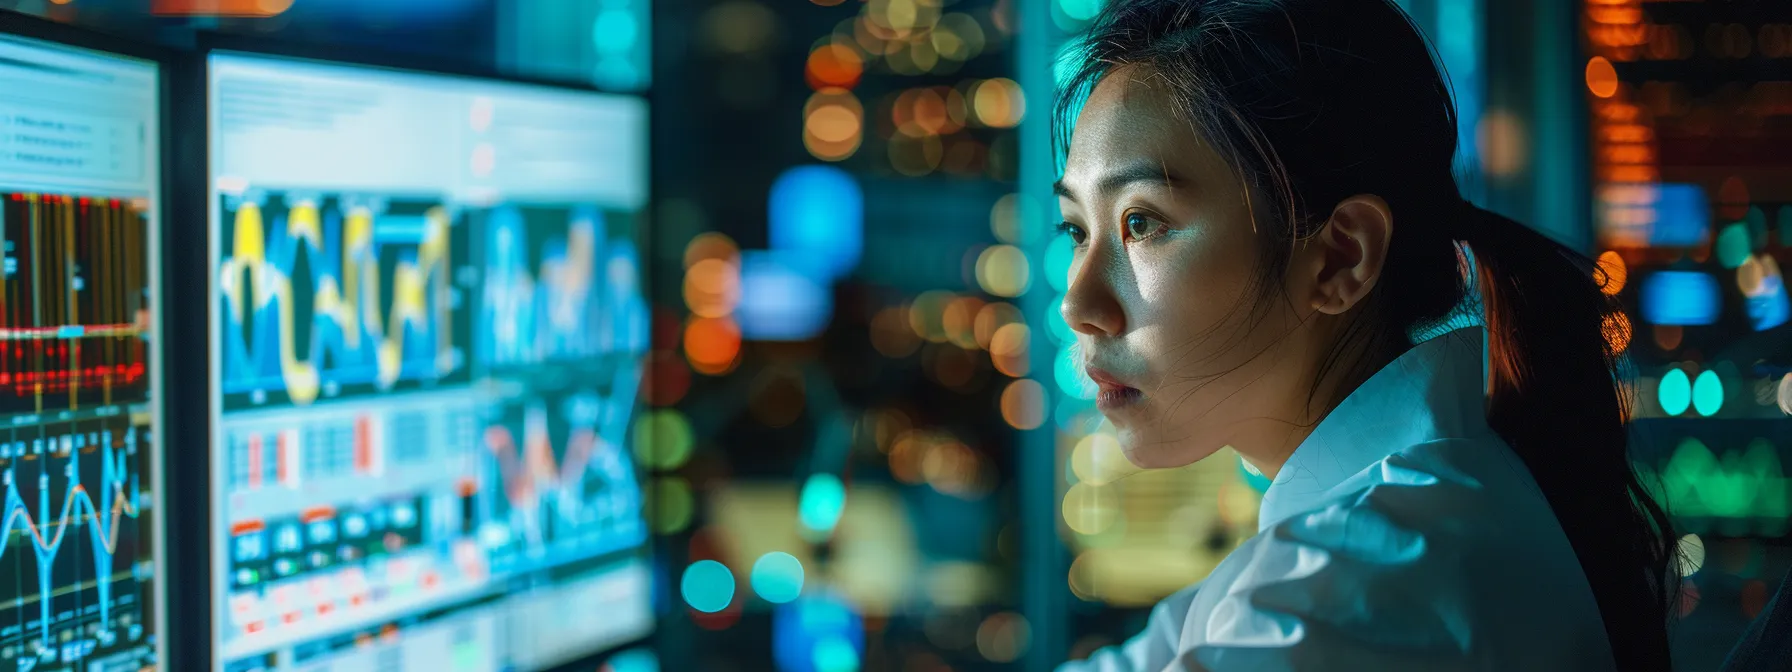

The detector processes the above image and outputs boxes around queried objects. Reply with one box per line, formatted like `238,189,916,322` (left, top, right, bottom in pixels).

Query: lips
1084,365,1144,412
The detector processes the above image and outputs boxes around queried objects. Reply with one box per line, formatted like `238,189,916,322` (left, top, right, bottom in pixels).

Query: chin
1114,424,1221,470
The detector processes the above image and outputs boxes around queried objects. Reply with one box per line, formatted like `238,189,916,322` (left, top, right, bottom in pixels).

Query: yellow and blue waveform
220,198,460,406
0,423,145,663
476,205,648,369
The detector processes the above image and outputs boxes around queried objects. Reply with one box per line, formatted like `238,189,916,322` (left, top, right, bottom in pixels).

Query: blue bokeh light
1650,184,1712,248
738,251,833,341
681,560,736,613
1659,368,1692,416
1641,271,1720,326
752,552,806,604
770,166,864,282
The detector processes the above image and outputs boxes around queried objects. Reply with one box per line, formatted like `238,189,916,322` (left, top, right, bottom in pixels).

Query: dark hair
1054,0,1678,667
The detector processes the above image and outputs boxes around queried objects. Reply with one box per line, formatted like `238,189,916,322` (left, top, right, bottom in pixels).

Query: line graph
218,193,467,408
474,205,648,371
0,193,152,412
0,410,151,667
476,377,644,572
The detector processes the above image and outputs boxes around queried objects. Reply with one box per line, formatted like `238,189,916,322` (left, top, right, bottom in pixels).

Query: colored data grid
0,194,150,412
218,193,469,409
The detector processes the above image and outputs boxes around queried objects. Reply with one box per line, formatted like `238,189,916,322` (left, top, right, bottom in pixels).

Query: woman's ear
1292,194,1392,315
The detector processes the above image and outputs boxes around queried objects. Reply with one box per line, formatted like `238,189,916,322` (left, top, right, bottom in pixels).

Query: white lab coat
1061,328,1616,671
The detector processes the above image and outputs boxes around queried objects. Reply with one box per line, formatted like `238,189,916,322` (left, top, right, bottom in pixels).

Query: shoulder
1174,438,1612,670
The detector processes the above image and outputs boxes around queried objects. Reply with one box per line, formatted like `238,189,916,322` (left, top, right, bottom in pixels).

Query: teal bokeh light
681,560,736,613
752,552,806,604
1693,369,1724,417
1045,235,1075,293
799,473,847,535
1717,223,1752,269
1659,368,1692,416
1055,347,1094,400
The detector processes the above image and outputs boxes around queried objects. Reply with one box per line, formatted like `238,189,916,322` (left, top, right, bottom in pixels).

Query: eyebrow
1053,161,1182,203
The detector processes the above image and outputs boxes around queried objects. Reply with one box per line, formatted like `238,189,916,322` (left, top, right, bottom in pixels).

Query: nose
1060,243,1125,337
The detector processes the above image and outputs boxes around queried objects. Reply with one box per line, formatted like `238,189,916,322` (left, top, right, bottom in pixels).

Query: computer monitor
0,12,165,672
203,49,651,672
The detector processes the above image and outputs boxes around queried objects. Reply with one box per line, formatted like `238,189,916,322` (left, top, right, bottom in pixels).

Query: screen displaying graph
218,193,468,409
208,52,649,672
0,31,162,672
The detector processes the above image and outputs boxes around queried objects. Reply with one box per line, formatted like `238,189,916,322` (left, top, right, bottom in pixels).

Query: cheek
1126,232,1255,357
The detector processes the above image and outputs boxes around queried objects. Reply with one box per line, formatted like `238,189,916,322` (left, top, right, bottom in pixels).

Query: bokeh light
812,636,860,672
682,560,737,613
1659,368,1692,416
990,193,1038,245
634,409,695,470
650,477,696,534
1062,482,1118,535
934,13,987,61
1654,325,1684,351
1717,223,1753,269
684,232,741,270
806,44,864,90
1056,347,1095,400
943,296,985,349
975,612,1032,663
686,316,742,375
971,78,1026,127
909,291,954,342
1779,372,1792,416
684,257,742,318
1000,379,1047,430
799,473,848,536
872,305,922,358
1069,432,1133,486
1586,56,1619,98
1692,369,1724,417
990,323,1031,377
805,89,865,161
1603,311,1632,354
751,552,806,604
889,130,944,176
1596,250,1627,295
974,302,1024,350
976,245,1031,297
1678,533,1706,577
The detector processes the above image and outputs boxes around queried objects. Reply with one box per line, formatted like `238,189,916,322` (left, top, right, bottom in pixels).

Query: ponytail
1458,205,1677,671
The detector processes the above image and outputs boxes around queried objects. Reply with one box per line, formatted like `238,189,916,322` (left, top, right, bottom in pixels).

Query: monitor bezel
0,10,182,672
176,30,658,672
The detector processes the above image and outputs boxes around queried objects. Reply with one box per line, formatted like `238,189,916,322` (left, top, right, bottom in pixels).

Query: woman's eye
1124,212,1165,241
1057,222,1088,245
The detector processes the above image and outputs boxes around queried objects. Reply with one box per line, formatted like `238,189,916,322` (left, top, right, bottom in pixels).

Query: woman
1052,0,1678,670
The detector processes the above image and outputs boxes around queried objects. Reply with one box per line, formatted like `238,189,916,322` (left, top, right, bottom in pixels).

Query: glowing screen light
1641,271,1721,326
737,251,834,341
773,593,865,672
1692,369,1724,417
1650,184,1712,248
681,560,736,613
752,552,806,604
799,473,847,536
769,165,863,282
1659,368,1692,416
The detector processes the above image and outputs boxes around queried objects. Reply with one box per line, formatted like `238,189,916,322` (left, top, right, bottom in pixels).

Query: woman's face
1057,71,1323,471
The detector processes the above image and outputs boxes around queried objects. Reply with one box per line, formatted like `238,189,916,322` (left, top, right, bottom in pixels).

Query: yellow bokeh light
805,88,864,162
973,78,1026,128
1062,482,1118,535
1001,379,1047,430
1679,533,1706,577
977,245,1032,297
1069,432,1135,486
807,105,860,143
990,193,1038,244
935,13,986,61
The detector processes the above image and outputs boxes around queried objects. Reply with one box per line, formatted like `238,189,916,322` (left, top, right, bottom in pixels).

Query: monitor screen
205,52,651,672
0,28,163,672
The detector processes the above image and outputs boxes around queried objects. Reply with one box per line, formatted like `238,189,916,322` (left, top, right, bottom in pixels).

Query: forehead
1062,68,1219,187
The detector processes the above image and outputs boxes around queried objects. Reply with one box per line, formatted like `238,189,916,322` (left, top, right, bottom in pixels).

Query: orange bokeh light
807,44,864,90
685,317,742,375
1586,57,1620,98
1000,379,1046,430
1596,250,1628,295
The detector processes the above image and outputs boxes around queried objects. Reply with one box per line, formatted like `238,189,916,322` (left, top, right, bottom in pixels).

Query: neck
1241,323,1408,480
